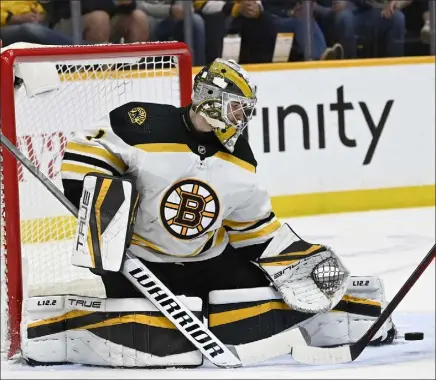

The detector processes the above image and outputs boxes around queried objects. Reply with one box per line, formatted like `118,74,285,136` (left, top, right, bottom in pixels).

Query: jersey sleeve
223,181,281,252
61,115,129,208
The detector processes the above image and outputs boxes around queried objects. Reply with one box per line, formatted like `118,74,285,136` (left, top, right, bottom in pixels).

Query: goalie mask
192,58,257,152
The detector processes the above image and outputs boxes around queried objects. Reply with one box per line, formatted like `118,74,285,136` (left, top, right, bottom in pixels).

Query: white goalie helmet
191,58,257,152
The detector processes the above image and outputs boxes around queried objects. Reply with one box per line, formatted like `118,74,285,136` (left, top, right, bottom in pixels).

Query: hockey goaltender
20,57,397,368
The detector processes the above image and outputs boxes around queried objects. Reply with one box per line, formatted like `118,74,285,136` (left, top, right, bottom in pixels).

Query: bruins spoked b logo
160,179,220,240
128,107,147,126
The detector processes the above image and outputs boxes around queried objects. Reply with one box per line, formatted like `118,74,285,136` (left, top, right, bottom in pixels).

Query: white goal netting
0,44,189,357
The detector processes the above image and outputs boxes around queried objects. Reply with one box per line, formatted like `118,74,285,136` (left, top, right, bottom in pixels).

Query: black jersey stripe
225,212,276,233
63,152,121,175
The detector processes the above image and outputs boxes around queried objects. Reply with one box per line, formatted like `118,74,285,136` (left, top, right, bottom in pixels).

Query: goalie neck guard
191,58,257,152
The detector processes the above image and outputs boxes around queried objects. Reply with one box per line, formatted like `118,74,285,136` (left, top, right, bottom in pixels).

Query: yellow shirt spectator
1,1,46,27
193,0,261,18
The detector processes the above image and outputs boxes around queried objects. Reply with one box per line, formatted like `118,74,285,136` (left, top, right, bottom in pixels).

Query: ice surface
2,207,435,379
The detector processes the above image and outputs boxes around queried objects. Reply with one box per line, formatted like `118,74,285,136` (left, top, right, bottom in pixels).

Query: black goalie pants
98,243,270,304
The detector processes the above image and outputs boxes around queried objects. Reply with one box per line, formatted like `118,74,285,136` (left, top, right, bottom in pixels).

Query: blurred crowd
0,0,433,66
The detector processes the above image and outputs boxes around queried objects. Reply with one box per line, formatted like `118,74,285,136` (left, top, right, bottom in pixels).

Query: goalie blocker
21,277,395,367
71,173,140,273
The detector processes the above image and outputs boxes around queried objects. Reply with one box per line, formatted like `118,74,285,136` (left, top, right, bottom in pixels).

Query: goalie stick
290,243,436,365
0,132,307,368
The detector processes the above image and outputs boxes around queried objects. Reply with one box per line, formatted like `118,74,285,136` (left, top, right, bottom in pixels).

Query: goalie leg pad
208,279,394,349
208,287,313,346
300,276,395,347
21,295,203,367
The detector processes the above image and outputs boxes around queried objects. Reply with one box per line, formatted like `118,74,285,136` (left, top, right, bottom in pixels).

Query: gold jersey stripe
61,163,111,176
214,151,256,173
135,143,191,153
209,301,291,327
130,193,140,226
65,141,127,172
137,143,256,173
213,227,227,248
229,219,281,243
223,218,259,230
131,233,167,253
131,232,215,258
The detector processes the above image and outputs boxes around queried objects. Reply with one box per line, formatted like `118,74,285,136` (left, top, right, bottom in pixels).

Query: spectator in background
0,0,77,47
194,0,278,64
193,0,228,64
263,0,344,60
195,0,343,63
137,0,206,66
228,0,279,64
326,0,412,58
419,0,430,44
44,0,149,43
400,0,431,55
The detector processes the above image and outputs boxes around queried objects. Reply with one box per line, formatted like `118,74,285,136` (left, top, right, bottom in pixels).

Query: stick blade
234,327,308,366
291,345,352,365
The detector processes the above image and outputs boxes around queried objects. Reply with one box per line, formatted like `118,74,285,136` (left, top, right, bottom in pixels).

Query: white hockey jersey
61,102,280,263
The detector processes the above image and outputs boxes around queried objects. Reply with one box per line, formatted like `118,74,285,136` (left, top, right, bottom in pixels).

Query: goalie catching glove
71,173,140,273
256,224,350,314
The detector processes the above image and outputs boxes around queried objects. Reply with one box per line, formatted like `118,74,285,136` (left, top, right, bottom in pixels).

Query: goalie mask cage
0,42,192,359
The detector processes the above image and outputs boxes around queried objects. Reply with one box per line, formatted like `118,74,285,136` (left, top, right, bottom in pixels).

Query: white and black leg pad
300,276,395,347
208,287,314,346
207,278,394,349
21,295,203,367
71,173,140,272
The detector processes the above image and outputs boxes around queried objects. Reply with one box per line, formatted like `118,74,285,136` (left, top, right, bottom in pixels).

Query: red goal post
0,42,192,359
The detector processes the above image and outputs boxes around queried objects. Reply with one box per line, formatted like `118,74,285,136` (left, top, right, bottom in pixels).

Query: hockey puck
404,332,424,341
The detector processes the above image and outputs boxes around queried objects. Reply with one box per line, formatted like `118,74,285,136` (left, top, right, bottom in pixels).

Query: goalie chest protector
61,102,277,263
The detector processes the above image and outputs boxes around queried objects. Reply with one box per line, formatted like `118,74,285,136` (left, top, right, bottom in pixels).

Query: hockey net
0,42,192,359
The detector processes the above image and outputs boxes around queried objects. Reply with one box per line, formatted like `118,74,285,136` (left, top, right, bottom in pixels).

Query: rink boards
240,56,435,216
